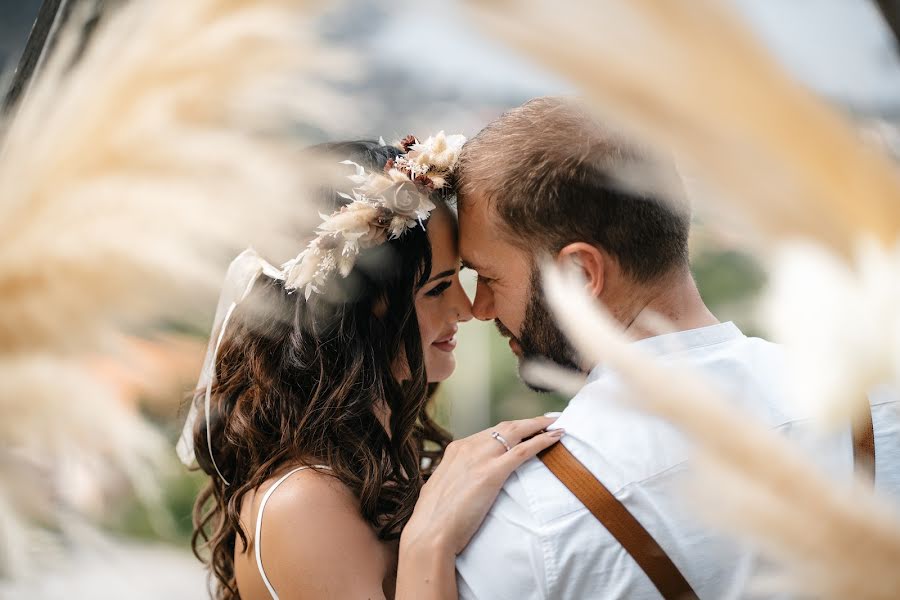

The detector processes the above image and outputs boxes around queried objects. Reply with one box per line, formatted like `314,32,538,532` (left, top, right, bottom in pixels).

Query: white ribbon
176,248,286,485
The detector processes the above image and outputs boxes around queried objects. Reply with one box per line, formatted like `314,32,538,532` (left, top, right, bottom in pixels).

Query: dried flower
410,131,466,172
318,234,341,251
319,203,379,238
373,206,395,227
285,133,464,296
415,174,436,191
399,134,418,152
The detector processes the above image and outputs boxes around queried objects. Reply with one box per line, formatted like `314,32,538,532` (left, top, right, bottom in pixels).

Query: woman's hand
396,416,563,599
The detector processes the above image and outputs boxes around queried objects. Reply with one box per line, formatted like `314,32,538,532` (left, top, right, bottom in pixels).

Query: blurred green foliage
487,331,568,423
692,248,767,327
107,469,206,545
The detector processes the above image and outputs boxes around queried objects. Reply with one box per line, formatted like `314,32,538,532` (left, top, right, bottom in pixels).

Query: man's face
458,195,578,383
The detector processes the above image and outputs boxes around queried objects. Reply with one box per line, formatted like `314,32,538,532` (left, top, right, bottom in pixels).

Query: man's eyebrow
425,269,456,284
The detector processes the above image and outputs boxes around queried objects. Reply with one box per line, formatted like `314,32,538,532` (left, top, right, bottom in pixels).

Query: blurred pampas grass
465,0,900,256
465,0,900,596
540,263,900,599
0,0,344,577
763,239,900,426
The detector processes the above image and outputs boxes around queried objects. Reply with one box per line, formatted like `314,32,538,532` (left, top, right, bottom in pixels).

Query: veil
175,248,285,485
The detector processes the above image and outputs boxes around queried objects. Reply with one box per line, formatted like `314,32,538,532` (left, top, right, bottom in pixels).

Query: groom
451,97,866,598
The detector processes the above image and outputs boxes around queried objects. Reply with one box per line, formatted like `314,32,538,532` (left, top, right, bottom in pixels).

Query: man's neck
617,269,719,342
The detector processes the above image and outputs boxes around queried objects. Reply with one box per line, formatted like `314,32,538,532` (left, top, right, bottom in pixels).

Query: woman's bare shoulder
262,467,358,517
251,467,389,599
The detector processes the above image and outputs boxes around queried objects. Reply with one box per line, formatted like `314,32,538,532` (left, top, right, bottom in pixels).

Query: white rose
383,181,423,216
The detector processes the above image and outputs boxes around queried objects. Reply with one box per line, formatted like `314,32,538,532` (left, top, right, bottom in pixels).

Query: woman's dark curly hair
190,140,453,599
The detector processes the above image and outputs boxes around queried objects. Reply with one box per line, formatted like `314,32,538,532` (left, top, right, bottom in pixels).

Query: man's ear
556,243,605,298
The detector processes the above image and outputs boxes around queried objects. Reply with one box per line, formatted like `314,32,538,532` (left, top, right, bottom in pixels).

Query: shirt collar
585,321,745,383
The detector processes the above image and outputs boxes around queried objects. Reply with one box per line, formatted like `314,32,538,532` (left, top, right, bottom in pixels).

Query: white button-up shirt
457,322,900,599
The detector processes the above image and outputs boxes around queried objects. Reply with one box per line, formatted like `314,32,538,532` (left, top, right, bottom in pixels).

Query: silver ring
490,431,512,452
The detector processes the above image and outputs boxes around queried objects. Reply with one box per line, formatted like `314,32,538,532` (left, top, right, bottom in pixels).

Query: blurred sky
382,0,900,111
4,0,900,122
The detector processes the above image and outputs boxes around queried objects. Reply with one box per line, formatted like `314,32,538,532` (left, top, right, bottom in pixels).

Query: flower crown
281,131,466,299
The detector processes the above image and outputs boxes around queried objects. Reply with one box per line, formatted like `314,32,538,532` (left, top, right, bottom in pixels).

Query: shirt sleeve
455,469,549,600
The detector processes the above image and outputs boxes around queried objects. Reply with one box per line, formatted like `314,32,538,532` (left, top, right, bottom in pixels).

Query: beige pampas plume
464,0,900,430
520,358,587,398
762,239,900,426
0,0,345,577
463,0,900,258
0,0,344,353
464,1,900,595
540,261,900,599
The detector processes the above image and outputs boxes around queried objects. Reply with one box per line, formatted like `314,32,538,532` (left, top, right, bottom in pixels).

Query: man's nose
471,280,495,321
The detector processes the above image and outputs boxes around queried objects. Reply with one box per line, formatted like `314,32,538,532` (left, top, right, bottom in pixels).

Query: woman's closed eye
425,281,452,297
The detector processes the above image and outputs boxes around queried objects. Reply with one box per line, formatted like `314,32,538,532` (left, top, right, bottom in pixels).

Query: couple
180,97,900,600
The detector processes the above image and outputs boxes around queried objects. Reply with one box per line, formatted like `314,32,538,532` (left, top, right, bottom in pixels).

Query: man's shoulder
499,426,691,525
497,331,791,519
500,440,589,523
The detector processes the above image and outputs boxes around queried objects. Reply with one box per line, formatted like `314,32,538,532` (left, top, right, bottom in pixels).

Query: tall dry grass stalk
540,262,900,599
464,0,900,257
464,0,900,425
461,1,900,594
760,239,900,425
0,0,343,576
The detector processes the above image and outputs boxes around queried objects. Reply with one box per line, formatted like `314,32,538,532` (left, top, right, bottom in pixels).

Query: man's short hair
457,97,690,283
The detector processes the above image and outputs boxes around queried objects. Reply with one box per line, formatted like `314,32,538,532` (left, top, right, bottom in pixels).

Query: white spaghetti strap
255,465,331,600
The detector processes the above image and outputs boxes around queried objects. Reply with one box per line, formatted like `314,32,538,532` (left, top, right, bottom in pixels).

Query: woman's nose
453,281,474,323
471,279,494,321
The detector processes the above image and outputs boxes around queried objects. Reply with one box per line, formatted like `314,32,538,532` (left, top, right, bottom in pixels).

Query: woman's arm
396,416,564,599
396,533,457,598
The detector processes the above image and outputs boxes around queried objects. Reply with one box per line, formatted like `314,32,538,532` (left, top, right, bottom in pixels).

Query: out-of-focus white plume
539,260,900,599
0,0,344,577
464,0,900,428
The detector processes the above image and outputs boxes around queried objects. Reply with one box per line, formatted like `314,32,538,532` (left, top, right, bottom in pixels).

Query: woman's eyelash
425,281,452,297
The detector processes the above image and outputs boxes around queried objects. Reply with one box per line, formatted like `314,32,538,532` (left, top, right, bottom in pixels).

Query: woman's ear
556,242,606,298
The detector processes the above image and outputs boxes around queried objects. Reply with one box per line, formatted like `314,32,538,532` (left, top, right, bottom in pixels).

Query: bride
178,134,564,599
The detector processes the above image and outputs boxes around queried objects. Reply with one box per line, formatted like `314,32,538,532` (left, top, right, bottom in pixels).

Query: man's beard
495,268,580,392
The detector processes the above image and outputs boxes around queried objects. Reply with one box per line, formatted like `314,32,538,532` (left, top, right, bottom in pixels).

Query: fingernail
544,412,562,418
548,428,565,437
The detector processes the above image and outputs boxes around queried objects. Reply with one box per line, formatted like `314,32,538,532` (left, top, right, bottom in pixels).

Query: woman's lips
433,336,457,352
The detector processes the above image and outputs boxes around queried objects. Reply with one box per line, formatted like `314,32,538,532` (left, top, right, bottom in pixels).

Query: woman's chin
425,355,456,384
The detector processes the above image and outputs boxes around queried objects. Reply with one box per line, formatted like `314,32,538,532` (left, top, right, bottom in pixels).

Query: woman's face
415,206,473,383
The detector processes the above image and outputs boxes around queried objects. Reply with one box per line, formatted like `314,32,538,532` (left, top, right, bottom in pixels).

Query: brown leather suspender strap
538,443,698,600
853,402,876,483
538,404,875,599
